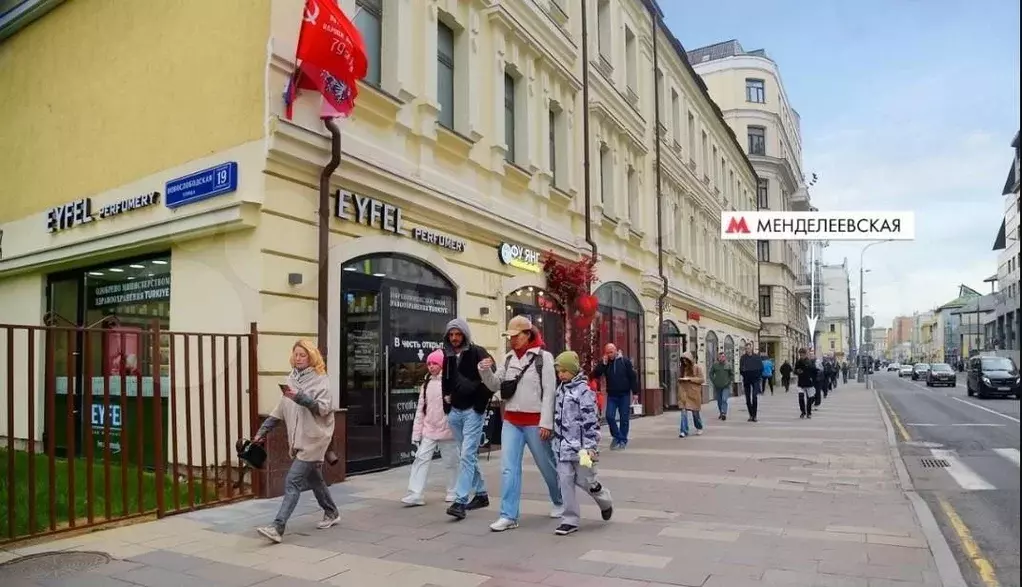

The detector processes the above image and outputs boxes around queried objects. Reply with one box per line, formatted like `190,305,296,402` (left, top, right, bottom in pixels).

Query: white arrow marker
806,244,818,348
417,349,424,361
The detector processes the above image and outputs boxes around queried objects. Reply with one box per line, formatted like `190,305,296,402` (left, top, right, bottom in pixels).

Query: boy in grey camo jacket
552,351,613,535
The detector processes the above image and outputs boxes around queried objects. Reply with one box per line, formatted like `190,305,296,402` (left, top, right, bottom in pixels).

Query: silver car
899,365,913,378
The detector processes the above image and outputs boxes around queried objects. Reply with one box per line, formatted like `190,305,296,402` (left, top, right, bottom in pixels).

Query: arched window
704,331,719,375
723,335,735,367
660,321,682,408
595,282,644,389
506,286,566,357
688,324,698,355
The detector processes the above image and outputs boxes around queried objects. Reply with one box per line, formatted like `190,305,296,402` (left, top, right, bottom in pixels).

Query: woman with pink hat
402,349,460,506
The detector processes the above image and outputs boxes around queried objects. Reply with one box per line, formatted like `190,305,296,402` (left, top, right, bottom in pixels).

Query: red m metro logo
725,216,751,234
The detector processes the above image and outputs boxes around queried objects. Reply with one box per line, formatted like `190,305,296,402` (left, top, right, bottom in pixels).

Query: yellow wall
0,0,270,222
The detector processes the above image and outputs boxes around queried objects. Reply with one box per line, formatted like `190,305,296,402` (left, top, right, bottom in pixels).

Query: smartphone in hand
278,383,291,395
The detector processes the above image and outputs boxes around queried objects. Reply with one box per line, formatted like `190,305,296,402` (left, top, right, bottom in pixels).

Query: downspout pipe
580,0,597,267
317,117,343,359
650,6,668,366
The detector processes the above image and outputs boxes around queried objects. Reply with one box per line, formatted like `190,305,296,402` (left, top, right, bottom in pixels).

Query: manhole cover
0,551,110,580
920,458,950,469
759,457,814,467
905,440,944,448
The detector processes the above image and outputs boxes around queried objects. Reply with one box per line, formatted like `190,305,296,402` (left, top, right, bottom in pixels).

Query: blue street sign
165,162,239,209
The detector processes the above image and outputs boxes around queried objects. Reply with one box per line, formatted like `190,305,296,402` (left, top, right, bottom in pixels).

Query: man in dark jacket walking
739,343,764,422
779,359,793,392
591,343,638,450
441,318,495,520
793,348,817,419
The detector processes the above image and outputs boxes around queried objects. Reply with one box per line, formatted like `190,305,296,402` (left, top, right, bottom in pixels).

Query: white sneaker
445,493,457,503
316,514,340,529
401,494,426,506
696,429,703,436
550,504,566,518
489,517,519,532
256,526,282,543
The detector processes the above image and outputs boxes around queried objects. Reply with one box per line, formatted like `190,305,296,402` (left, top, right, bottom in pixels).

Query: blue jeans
605,394,631,444
679,410,703,435
447,408,487,504
499,421,562,521
714,386,730,415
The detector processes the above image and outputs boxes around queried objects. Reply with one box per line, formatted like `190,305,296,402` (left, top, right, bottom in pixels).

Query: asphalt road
876,370,1021,587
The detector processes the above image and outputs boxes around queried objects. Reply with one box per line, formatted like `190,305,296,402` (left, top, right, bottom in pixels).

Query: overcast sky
663,0,1021,328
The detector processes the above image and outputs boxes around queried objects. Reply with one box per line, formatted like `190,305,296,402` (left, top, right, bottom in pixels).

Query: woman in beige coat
678,352,705,438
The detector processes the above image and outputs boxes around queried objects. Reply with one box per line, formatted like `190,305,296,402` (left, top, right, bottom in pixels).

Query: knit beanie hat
426,349,444,367
555,351,581,375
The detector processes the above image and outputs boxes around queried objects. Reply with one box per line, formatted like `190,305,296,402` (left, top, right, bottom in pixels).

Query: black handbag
499,355,538,400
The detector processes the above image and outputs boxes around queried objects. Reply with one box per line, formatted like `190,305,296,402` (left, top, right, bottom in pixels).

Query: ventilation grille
920,458,950,469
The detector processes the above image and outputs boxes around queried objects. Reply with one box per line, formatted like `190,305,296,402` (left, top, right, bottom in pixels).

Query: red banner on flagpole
284,0,367,120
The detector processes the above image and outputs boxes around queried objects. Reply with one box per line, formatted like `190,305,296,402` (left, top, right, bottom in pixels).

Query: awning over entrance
993,218,1007,251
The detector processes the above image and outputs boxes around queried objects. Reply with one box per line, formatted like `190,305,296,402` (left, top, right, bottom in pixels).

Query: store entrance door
340,256,456,475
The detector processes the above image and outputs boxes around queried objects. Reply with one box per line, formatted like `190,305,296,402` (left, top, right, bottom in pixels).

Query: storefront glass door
341,255,456,474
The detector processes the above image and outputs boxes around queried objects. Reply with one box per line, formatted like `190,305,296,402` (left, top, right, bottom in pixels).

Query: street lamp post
858,240,892,384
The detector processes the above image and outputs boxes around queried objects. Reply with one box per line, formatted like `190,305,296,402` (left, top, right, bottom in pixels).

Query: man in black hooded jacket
440,318,495,520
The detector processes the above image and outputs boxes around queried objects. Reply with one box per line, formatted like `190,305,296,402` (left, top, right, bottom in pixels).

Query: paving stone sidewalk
1,381,951,587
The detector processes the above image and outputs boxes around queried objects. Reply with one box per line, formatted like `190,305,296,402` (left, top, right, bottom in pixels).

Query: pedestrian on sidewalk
779,359,792,392
739,343,763,422
793,348,817,419
479,315,563,532
709,351,734,420
551,351,613,535
254,340,339,543
590,343,639,450
840,361,849,384
761,352,775,395
678,352,706,437
812,350,825,407
441,318,496,521
403,349,460,507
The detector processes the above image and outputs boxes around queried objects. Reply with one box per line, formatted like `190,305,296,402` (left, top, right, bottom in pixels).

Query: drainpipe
649,5,668,389
579,0,597,267
317,118,343,359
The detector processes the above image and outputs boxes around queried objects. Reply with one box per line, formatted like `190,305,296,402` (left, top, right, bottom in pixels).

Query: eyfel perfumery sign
46,192,162,234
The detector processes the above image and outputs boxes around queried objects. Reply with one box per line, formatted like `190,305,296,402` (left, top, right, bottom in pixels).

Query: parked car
899,365,913,377
911,363,930,381
966,355,1021,399
926,363,956,387
888,363,901,372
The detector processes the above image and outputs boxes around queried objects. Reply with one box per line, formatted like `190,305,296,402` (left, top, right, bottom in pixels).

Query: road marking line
938,498,1002,587
879,395,912,442
992,448,1020,468
930,449,995,490
905,423,1004,427
950,396,1020,423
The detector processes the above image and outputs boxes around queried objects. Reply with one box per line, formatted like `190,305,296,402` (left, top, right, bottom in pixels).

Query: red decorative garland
542,252,599,369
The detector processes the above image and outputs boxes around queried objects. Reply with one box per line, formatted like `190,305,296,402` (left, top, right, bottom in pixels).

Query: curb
873,389,968,587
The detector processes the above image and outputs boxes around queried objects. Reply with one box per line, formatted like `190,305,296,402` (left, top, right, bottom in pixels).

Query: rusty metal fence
0,322,261,544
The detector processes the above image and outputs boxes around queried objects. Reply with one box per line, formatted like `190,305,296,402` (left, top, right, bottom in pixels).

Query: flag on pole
283,0,367,120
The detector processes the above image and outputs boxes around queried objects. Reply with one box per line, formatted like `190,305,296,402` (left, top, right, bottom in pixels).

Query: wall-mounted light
288,273,303,286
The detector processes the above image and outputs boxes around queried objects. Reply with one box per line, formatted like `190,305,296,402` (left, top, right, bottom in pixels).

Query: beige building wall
0,1,759,461
690,41,810,364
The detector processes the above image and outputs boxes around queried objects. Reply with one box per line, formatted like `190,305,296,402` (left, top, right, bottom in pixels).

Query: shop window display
594,282,644,390
505,287,566,357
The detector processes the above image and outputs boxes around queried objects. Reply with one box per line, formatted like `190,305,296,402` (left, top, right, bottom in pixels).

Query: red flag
297,0,366,86
284,0,367,120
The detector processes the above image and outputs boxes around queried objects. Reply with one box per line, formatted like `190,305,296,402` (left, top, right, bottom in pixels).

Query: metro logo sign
720,211,916,241
725,216,751,234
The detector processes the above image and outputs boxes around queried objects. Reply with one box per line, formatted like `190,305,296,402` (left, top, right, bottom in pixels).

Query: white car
899,365,913,377
888,363,901,372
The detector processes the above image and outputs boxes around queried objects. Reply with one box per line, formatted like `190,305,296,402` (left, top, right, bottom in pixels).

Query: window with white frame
597,0,611,60
746,78,765,103
687,112,696,158
671,90,681,143
757,240,770,262
549,105,560,186
436,21,456,129
689,216,697,262
701,131,709,174
504,71,517,162
625,26,637,92
748,125,766,156
354,0,382,86
627,166,639,227
756,178,769,209
599,143,613,213
674,199,684,252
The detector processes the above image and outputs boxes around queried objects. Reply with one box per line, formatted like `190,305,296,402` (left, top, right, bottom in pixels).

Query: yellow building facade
0,0,758,472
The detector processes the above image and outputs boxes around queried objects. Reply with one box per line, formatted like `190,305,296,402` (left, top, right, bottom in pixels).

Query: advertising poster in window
387,286,455,466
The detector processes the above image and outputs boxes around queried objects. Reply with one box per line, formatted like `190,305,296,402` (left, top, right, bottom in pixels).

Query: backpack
502,351,545,397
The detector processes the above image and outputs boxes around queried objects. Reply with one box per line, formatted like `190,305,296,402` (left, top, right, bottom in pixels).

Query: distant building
890,316,915,346
991,130,1020,363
